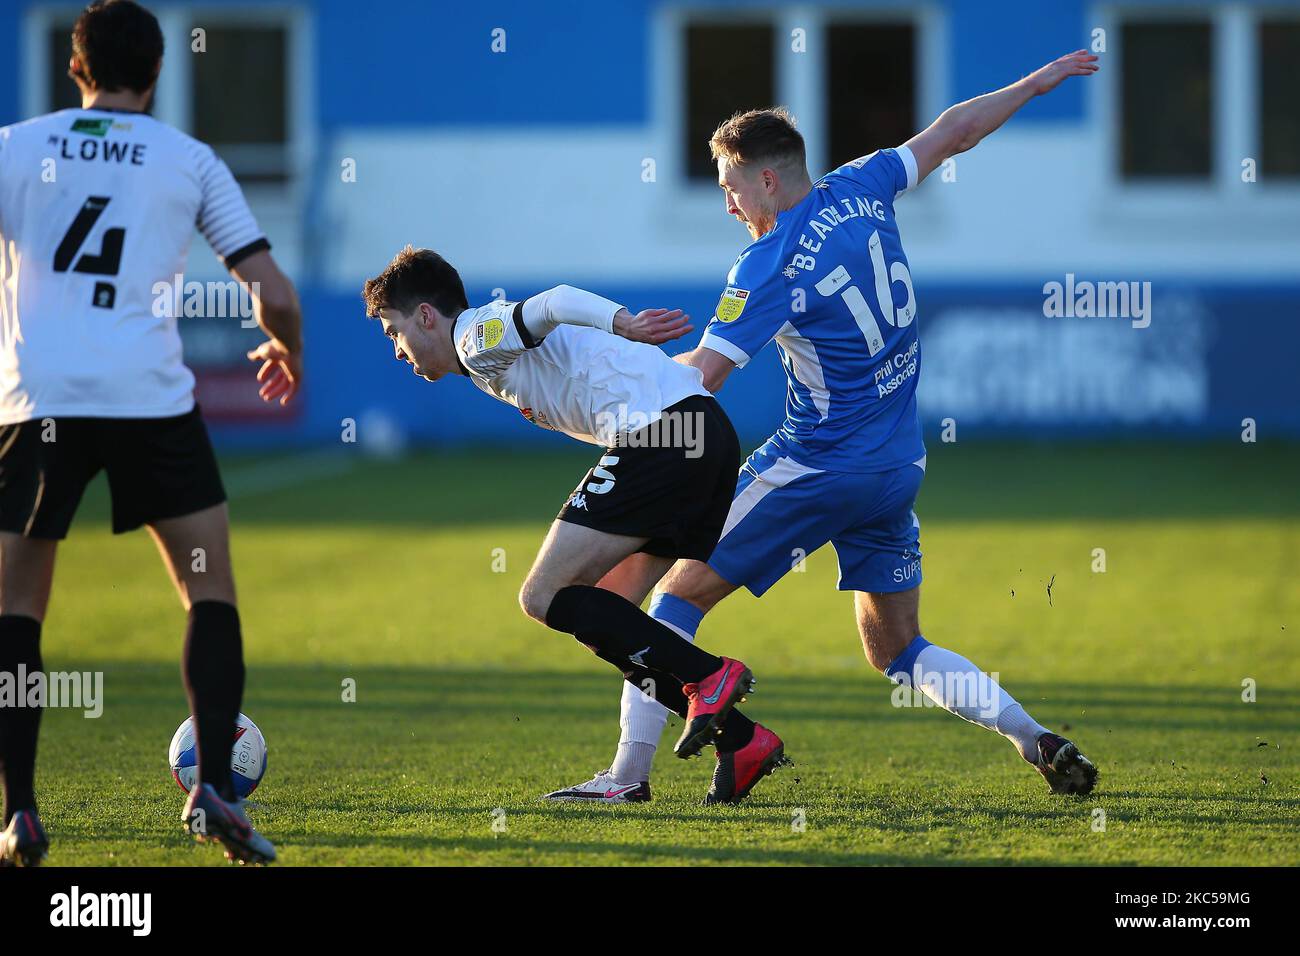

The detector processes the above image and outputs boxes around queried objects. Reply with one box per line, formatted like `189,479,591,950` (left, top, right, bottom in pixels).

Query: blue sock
648,592,703,641
884,635,931,685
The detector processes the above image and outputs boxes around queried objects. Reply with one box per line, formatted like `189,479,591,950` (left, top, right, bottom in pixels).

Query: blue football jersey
700,146,925,473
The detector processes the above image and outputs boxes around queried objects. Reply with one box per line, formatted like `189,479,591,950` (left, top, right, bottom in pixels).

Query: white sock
993,701,1051,765
888,637,1048,763
610,740,657,785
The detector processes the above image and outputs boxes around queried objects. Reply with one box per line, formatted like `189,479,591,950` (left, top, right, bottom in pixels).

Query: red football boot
673,657,755,758
703,723,791,805
0,809,49,867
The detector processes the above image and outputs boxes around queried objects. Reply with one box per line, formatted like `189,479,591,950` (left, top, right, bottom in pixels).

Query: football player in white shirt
362,247,788,802
0,0,299,865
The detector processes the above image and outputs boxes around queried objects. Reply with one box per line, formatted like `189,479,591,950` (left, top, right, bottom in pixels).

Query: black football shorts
0,405,227,539
557,394,741,561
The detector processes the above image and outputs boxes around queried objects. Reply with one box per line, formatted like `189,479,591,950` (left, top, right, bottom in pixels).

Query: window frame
818,7,942,177
679,17,780,183
1094,2,1300,218
21,3,315,276
1255,10,1300,180
653,3,946,223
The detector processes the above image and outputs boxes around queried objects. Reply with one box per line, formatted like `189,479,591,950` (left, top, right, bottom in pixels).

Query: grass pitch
30,441,1300,866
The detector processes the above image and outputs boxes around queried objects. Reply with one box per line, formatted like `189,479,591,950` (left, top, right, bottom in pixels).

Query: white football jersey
454,287,709,447
0,108,267,424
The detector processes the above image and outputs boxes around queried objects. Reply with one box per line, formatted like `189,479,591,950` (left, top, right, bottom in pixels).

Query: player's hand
613,308,694,345
1026,50,1099,96
246,338,302,406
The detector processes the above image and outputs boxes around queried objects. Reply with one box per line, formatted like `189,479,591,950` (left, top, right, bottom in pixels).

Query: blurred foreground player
0,0,301,864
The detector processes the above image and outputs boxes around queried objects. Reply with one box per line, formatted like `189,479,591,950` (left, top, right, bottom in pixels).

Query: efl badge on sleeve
475,318,505,351
715,287,750,323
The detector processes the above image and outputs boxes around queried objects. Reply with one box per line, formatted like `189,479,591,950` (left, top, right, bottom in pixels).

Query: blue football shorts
706,442,925,596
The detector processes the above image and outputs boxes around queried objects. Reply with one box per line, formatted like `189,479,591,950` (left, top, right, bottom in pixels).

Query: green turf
27,441,1300,865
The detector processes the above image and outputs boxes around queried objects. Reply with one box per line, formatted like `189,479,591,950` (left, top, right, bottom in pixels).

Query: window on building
191,25,290,183
41,16,292,185
825,22,916,170
1120,20,1213,178
684,22,775,181
46,19,81,112
1259,19,1300,178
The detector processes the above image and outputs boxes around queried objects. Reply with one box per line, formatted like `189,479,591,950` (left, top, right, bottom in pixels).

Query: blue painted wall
5,0,1299,448
206,280,1300,451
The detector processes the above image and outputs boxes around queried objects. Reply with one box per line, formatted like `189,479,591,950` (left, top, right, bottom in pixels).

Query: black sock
591,650,756,750
546,585,723,684
0,615,43,824
716,712,756,752
183,601,245,802
589,650,690,719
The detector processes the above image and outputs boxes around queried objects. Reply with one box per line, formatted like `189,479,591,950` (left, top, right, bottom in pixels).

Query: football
168,713,268,799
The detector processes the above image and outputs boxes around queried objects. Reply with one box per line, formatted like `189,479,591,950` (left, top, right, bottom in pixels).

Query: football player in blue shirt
545,50,1100,806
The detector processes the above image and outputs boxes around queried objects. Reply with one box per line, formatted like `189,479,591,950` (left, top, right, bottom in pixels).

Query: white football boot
542,770,651,804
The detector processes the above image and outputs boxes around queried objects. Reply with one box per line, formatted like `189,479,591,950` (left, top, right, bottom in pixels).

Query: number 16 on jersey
814,229,916,357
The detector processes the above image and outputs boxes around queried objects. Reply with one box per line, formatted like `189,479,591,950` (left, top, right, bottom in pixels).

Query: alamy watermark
0,667,103,718
151,274,258,326
50,886,151,936
1043,273,1151,328
890,667,1003,719
605,405,705,458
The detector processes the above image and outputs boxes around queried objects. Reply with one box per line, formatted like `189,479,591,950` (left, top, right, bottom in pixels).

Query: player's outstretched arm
523,285,693,346
612,307,693,345
234,249,304,406
903,50,1099,184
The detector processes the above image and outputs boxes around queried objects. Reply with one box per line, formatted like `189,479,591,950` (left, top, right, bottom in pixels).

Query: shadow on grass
54,661,1300,739
55,665,1300,717
34,661,1297,865
274,832,1042,866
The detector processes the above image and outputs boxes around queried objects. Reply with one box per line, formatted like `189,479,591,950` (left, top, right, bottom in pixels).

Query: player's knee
660,560,729,613
517,578,554,624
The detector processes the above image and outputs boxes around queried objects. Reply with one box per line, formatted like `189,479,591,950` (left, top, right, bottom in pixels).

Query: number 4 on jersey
54,195,125,275
53,195,125,310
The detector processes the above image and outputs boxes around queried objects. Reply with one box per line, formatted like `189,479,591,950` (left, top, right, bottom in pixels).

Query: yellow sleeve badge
475,317,505,351
714,287,750,323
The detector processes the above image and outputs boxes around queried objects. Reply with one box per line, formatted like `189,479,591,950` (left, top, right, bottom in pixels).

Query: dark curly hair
362,245,469,319
70,0,164,95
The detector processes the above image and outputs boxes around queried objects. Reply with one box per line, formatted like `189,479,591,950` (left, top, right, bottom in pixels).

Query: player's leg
527,400,761,760
597,551,696,726
0,416,98,865
597,554,682,789
857,586,1096,794
593,448,837,800
616,449,829,764
106,409,273,861
543,552,683,802
519,519,733,689
839,464,1097,795
602,558,739,786
0,533,57,864
147,502,241,792
148,504,276,858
